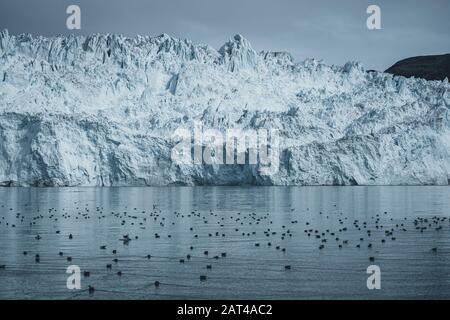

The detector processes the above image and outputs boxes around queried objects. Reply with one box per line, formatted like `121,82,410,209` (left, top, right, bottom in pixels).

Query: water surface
0,186,449,299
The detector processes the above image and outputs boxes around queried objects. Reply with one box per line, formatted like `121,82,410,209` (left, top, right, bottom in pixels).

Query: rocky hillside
385,54,450,81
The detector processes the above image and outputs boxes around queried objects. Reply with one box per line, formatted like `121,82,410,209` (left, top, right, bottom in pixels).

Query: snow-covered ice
0,30,449,186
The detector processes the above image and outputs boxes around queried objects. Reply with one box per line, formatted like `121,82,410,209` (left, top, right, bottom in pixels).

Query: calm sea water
0,186,449,300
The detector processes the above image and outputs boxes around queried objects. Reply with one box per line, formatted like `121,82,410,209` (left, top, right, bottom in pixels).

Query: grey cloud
0,0,449,70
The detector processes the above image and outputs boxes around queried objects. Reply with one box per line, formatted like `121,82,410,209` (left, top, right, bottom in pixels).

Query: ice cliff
0,30,449,186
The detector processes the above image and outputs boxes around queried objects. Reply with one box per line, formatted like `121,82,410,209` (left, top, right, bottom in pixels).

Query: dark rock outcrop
385,54,450,81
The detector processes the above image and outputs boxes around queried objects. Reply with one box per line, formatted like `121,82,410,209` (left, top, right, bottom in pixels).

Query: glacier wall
0,30,449,186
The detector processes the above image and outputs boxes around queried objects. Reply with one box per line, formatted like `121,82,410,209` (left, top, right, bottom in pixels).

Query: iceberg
0,30,449,186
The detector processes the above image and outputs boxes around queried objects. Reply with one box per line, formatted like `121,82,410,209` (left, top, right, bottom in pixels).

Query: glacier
0,30,449,186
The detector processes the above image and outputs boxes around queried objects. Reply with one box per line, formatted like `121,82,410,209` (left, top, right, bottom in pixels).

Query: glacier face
0,30,449,186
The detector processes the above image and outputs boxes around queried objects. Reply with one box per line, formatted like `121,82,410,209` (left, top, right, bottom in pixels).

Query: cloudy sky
0,0,449,70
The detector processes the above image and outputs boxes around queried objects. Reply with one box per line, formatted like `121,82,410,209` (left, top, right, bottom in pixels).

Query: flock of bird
0,200,449,297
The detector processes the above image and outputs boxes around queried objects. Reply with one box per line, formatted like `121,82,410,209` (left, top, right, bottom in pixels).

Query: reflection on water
0,186,449,299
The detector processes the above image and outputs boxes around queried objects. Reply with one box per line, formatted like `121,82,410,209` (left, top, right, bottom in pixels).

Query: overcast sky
0,0,449,70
